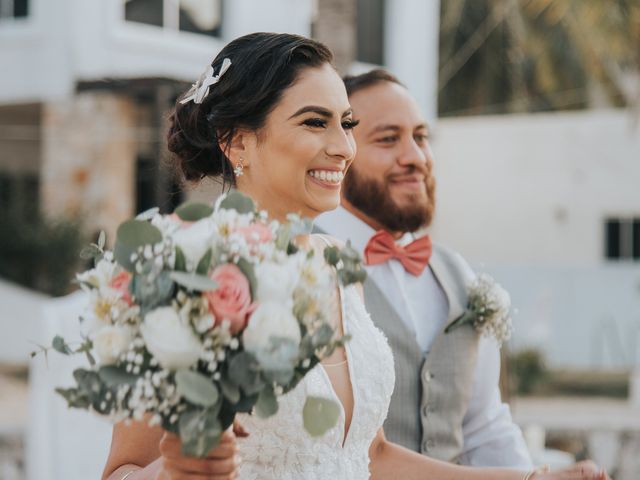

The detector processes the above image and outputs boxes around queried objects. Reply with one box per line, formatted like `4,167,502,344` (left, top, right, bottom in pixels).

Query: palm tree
438,0,640,116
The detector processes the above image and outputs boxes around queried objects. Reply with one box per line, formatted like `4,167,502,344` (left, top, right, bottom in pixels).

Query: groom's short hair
343,69,405,96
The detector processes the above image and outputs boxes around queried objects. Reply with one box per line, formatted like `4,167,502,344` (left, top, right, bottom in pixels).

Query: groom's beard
342,166,436,234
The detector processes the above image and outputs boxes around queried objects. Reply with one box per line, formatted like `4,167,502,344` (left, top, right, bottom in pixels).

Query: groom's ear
222,128,255,167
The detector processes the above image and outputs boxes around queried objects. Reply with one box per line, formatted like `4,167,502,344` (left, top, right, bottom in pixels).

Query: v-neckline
317,283,357,449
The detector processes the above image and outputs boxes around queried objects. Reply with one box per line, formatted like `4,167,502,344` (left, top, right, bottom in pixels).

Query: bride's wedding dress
236,284,396,479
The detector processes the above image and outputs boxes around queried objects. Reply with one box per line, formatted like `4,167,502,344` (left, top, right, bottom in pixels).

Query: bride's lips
307,168,345,190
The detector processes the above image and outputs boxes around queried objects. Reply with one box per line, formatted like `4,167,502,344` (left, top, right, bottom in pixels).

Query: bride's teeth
309,170,343,183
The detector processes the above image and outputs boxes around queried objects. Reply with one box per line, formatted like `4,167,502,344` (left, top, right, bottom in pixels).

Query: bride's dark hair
167,32,334,184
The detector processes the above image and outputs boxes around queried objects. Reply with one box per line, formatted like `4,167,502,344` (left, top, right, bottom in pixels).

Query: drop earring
234,157,244,177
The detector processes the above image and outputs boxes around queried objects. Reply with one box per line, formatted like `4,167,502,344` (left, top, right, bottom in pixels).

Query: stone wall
41,92,138,241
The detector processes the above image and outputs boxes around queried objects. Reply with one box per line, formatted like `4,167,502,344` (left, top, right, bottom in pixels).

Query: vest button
422,370,433,382
423,439,435,452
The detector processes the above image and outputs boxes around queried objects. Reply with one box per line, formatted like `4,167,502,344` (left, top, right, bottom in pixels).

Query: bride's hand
536,461,610,480
156,429,239,479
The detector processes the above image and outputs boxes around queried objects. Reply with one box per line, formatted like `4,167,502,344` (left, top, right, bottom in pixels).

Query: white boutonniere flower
445,273,513,346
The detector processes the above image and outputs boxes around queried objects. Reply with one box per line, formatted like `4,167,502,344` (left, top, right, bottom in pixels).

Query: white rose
93,325,133,365
255,260,300,302
77,258,118,290
141,307,202,370
242,301,301,353
172,218,215,270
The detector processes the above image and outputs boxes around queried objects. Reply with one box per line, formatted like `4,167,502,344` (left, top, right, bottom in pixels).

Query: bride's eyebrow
288,106,354,121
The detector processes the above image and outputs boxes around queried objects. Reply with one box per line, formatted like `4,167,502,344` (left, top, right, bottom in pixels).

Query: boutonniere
445,273,513,346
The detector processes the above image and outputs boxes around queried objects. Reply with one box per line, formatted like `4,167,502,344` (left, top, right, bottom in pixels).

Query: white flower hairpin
180,57,232,105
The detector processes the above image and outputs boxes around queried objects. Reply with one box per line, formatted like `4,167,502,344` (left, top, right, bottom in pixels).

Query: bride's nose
325,126,356,160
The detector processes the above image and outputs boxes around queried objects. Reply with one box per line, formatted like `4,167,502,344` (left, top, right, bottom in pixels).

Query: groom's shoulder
431,242,476,283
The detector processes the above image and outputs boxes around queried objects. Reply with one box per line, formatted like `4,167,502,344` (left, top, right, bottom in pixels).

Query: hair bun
167,107,228,182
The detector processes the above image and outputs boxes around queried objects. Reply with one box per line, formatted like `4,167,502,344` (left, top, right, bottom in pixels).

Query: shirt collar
314,206,376,254
314,206,420,252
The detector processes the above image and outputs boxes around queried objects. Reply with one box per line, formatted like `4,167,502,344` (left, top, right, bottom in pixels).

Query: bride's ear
221,128,255,167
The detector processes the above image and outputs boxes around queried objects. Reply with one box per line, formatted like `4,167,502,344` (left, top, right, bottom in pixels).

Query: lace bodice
236,284,395,479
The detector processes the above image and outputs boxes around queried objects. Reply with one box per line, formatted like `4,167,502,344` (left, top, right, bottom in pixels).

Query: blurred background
0,0,639,478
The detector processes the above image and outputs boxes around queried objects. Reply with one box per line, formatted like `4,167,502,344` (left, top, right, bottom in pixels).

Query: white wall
384,0,440,125
0,279,48,365
431,109,640,267
0,0,314,103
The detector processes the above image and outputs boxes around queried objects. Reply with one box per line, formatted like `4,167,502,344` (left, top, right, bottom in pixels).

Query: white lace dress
236,284,395,479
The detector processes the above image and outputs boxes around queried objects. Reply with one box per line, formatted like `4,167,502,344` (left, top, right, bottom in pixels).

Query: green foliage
438,0,640,116
178,407,222,457
255,386,278,418
169,271,217,292
114,219,162,271
174,203,213,222
52,335,73,355
195,248,213,275
131,269,175,312
508,348,549,395
303,396,341,437
227,351,264,395
175,370,220,408
218,191,256,214
0,212,87,296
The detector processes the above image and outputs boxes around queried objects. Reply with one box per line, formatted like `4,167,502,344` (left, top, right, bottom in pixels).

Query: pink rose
234,223,273,246
205,263,253,334
110,271,133,305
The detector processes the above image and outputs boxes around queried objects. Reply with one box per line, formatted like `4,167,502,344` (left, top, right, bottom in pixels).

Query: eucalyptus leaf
311,324,334,348
220,377,241,404
175,203,214,222
175,370,219,407
255,387,278,418
196,248,213,276
218,191,255,214
323,246,340,266
55,387,90,409
228,351,264,395
132,270,175,310
73,369,103,399
235,258,257,299
98,366,140,388
52,335,73,355
79,244,101,261
275,225,291,251
303,396,341,437
178,408,222,457
174,246,187,272
170,272,218,292
114,220,163,271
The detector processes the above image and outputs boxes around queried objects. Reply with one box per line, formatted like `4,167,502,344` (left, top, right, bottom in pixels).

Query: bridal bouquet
45,191,366,456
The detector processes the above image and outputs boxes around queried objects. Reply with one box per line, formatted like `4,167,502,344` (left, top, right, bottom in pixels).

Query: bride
103,32,608,480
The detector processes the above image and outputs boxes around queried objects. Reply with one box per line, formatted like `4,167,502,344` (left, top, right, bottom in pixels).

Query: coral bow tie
364,230,432,276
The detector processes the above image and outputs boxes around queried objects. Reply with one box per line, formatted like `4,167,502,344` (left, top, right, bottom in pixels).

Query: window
135,156,184,215
605,217,640,260
124,0,222,37
356,0,385,65
0,172,39,218
0,0,28,19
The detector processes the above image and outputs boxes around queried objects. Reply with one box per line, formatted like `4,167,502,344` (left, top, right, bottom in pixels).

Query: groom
316,70,532,467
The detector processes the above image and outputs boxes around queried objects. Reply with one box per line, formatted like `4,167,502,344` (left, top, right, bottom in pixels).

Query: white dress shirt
315,206,532,468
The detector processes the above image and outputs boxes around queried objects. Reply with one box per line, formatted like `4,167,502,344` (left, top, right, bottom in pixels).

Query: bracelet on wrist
523,464,550,480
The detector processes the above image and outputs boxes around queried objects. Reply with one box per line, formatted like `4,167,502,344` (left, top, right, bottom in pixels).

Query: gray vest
363,244,480,462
